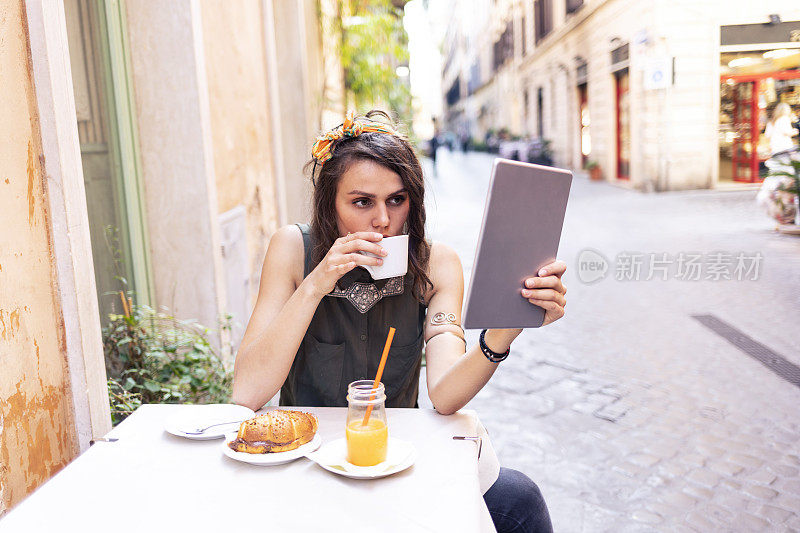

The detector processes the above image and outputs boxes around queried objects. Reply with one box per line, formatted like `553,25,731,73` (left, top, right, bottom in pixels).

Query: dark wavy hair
303,110,432,299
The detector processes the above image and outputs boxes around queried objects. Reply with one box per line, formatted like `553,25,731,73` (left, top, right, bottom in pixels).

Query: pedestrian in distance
764,102,799,156
232,110,567,533
430,117,440,175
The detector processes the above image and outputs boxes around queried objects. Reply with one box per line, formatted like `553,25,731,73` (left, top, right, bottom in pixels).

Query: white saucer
222,433,322,466
164,404,255,440
306,437,416,479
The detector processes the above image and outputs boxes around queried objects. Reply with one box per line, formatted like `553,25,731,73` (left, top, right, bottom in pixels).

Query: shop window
534,0,553,44
492,21,514,72
611,43,630,68
719,47,800,182
566,0,584,15
576,57,588,85
537,86,544,138
446,78,461,106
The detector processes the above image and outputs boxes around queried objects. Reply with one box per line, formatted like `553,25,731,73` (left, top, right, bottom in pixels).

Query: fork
182,420,246,435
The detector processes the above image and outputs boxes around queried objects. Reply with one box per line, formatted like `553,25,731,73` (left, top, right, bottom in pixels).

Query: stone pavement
418,149,800,532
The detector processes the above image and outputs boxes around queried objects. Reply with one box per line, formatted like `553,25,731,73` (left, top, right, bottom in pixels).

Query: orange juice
346,418,388,466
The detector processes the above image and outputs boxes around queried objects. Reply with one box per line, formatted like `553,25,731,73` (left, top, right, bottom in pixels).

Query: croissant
228,410,318,454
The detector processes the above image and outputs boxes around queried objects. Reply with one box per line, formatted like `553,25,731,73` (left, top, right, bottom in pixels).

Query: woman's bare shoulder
429,240,461,267
264,224,306,287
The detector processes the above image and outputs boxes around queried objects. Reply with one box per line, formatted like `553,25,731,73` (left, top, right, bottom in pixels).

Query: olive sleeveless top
279,224,427,408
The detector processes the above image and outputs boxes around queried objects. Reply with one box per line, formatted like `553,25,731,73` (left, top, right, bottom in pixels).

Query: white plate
164,404,255,440
306,437,416,479
222,432,322,466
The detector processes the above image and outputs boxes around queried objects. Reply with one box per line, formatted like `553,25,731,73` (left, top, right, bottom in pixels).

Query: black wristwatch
479,329,510,363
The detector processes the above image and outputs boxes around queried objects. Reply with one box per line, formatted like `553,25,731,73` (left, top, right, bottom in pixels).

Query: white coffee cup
360,235,409,280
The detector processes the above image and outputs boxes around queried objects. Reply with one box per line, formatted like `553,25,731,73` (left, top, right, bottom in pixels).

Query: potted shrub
759,150,800,232
103,290,234,425
585,160,602,181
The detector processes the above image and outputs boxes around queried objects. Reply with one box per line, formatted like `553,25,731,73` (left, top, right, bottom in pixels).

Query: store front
719,21,800,184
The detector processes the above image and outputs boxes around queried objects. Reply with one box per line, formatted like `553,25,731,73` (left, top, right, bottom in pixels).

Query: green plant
540,139,554,159
471,140,490,152
107,377,142,424
339,0,412,125
770,156,800,197
103,291,233,425
584,160,599,170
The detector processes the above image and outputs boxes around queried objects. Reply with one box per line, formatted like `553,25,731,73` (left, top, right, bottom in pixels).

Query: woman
233,111,566,533
764,102,798,156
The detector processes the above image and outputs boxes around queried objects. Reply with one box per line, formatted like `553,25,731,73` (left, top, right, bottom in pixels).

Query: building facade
1,0,344,516
441,0,800,190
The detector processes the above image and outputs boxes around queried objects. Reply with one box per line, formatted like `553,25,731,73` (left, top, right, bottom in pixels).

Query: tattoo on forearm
431,312,458,326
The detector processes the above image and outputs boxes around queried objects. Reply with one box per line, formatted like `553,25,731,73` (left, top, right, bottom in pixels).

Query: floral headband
310,111,398,164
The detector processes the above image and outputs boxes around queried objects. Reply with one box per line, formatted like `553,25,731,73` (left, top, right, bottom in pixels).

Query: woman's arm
422,244,511,414
423,244,566,415
232,226,319,410
232,227,385,410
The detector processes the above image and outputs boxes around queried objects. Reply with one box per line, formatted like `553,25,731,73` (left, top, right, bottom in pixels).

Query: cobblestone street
419,149,800,532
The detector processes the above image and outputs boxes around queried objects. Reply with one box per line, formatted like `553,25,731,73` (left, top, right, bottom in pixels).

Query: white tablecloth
2,405,495,532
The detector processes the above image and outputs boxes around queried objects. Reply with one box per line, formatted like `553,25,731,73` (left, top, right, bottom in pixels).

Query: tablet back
463,159,572,329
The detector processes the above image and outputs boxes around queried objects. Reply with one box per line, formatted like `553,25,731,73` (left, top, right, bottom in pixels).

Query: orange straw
361,326,395,426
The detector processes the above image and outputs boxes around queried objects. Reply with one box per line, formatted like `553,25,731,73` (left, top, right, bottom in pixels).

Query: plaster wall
0,0,78,515
272,0,315,224
200,0,279,309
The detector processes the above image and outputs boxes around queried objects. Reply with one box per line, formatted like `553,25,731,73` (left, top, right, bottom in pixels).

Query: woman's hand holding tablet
521,260,568,326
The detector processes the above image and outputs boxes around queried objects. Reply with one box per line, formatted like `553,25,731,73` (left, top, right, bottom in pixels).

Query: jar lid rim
346,393,386,403
348,380,385,391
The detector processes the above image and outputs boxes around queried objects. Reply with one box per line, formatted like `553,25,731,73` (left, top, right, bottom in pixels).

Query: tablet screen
462,159,572,329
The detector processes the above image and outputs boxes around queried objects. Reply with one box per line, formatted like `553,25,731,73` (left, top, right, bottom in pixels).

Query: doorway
64,0,152,320
615,69,630,180
578,83,590,167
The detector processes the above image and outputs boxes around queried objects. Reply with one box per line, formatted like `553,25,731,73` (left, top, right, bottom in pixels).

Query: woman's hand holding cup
307,232,387,298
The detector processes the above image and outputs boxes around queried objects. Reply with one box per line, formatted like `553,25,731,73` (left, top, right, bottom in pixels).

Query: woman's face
334,159,410,238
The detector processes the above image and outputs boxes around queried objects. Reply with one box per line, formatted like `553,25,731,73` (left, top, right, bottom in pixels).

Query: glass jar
346,380,388,466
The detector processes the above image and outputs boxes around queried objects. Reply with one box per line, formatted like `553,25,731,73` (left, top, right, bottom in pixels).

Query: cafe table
1,404,496,532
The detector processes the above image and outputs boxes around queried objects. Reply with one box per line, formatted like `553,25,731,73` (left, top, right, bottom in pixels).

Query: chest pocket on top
300,335,346,407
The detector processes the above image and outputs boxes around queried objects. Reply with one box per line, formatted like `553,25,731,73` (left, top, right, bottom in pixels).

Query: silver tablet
462,159,572,329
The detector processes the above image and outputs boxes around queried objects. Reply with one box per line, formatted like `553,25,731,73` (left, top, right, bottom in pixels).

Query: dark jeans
483,468,553,533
